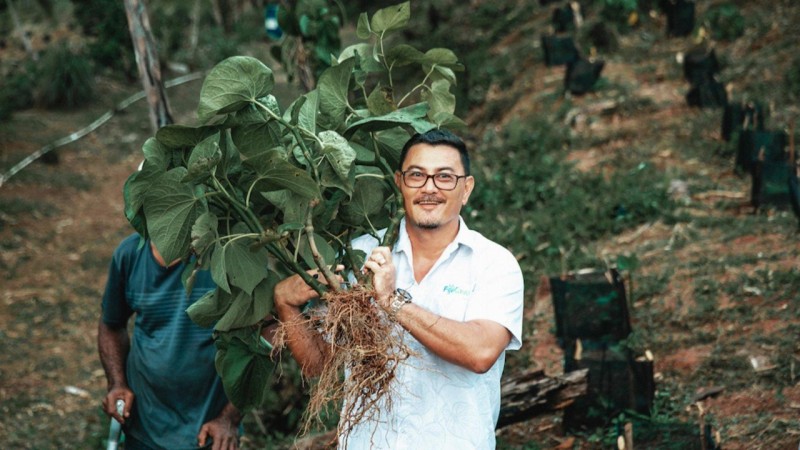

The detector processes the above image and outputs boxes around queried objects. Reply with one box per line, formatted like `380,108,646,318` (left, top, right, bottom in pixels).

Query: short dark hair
399,129,470,175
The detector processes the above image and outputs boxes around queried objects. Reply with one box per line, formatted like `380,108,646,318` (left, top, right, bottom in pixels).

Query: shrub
72,0,136,79
0,65,36,120
34,43,95,109
600,0,640,31
703,3,745,41
786,57,800,98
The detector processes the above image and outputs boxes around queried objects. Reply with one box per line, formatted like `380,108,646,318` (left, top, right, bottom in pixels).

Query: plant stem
304,200,339,291
268,241,326,294
369,135,404,247
343,237,368,285
397,65,434,107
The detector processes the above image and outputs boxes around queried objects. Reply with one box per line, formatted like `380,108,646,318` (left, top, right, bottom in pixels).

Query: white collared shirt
343,217,524,450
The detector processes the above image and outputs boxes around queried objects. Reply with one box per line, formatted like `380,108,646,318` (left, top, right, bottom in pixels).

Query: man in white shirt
273,129,524,449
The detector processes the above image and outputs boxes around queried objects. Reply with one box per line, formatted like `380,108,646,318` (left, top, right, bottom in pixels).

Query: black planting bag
721,101,767,141
736,129,787,173
541,34,579,67
565,58,605,95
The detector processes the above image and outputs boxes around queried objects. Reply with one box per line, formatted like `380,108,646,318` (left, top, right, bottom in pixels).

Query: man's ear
462,176,475,205
394,171,402,187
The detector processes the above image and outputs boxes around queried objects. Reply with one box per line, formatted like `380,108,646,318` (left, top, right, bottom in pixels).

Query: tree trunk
123,0,173,132
6,0,37,60
210,0,235,34
189,0,201,57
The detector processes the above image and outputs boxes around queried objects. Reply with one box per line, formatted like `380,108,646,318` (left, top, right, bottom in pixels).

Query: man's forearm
218,402,243,425
274,303,328,377
393,303,511,374
97,321,130,388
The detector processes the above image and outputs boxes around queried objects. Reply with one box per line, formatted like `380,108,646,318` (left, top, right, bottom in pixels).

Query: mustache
414,195,445,204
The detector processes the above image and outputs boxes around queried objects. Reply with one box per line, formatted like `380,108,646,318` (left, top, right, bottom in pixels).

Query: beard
416,220,440,230
412,195,445,229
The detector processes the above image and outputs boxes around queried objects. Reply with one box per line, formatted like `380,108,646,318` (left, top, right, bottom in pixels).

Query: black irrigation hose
0,71,205,188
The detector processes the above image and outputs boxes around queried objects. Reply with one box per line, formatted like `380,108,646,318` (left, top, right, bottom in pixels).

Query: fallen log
497,367,589,429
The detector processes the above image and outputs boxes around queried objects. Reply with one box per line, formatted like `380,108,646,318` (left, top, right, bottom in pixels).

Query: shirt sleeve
100,242,135,328
464,247,525,351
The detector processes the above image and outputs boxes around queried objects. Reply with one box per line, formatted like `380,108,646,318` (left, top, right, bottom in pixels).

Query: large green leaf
183,132,222,183
421,48,462,69
366,83,395,116
156,125,220,149
217,129,242,180
224,236,270,296
198,56,275,123
215,273,279,331
314,189,346,230
186,288,232,328
298,232,336,269
374,128,412,168
123,150,167,237
144,168,208,263
214,327,273,412
210,235,270,296
263,190,310,224
222,95,279,127
340,176,387,225
318,57,355,125
430,111,467,130
385,44,424,68
421,79,456,118
246,149,320,199
343,103,432,138
191,211,218,255
298,90,318,133
232,122,284,160
356,12,371,39
318,131,357,194
339,43,382,73
211,242,232,294
351,141,375,164
123,171,150,237
431,65,457,85
141,137,171,170
370,1,410,33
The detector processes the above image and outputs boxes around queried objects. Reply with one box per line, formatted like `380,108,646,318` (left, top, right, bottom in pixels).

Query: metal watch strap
389,288,412,317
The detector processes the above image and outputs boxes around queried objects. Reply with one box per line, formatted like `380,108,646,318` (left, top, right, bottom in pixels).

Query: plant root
272,284,413,443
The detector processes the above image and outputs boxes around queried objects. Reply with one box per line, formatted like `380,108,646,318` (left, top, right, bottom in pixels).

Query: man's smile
414,196,445,209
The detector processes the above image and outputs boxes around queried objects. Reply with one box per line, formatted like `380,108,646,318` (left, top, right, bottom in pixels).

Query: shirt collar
395,216,476,255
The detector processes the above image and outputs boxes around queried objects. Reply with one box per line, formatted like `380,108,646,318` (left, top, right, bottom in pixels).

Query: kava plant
122,0,465,432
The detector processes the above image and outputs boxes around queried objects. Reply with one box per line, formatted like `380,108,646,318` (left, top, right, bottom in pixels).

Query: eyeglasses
401,170,467,191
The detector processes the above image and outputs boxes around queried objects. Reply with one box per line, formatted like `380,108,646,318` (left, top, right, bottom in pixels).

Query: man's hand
197,404,241,450
274,273,321,310
363,246,396,310
102,386,134,424
273,266,345,311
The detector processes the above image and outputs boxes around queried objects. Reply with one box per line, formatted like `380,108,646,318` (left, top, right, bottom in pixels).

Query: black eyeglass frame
400,170,468,191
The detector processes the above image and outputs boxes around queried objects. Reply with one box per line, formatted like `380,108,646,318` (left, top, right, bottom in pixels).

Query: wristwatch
388,288,412,317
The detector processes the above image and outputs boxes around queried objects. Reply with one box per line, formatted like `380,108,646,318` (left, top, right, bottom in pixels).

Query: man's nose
422,175,439,192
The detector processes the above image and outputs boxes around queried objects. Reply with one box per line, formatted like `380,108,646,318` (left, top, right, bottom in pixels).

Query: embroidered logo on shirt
443,284,470,296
